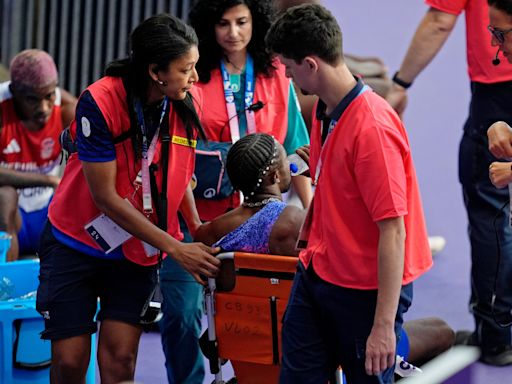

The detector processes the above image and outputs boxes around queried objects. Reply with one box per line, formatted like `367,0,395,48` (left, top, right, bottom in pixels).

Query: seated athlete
195,133,454,374
0,49,77,260
195,133,304,255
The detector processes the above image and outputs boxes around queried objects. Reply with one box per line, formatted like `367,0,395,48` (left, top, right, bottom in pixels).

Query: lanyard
220,54,256,143
315,84,369,184
134,97,169,213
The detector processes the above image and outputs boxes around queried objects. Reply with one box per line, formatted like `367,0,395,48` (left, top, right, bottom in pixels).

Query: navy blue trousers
280,262,412,384
459,80,512,351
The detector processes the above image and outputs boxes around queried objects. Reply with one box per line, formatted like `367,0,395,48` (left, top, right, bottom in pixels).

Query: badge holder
140,268,164,325
85,213,132,254
139,125,171,325
84,199,159,258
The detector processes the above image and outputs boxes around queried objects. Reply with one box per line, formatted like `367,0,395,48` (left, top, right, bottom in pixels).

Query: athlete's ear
148,64,159,82
272,170,280,184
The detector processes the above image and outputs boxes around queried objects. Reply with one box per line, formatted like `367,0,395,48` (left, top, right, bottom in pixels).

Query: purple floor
126,1,512,383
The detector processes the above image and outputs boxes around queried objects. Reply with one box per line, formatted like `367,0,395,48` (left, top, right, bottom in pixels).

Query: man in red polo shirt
266,4,432,383
387,0,512,366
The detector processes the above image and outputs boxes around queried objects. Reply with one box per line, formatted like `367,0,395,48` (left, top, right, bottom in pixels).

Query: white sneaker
428,236,446,256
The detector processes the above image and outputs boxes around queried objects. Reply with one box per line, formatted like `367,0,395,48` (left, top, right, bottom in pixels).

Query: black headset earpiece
493,47,501,66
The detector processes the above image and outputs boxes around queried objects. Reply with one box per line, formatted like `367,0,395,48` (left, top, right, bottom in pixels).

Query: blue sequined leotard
213,201,287,254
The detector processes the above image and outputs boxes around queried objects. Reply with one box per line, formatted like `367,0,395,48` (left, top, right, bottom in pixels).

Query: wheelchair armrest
215,252,236,292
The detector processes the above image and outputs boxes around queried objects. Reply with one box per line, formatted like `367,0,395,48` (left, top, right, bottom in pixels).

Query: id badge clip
134,169,153,216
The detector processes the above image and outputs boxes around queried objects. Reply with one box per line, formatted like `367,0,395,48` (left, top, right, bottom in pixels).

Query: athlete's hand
365,323,396,376
295,144,310,164
172,243,220,284
488,121,512,159
295,145,310,178
489,161,512,189
386,83,408,119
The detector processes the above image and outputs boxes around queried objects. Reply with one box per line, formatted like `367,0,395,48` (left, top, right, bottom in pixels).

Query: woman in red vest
190,0,312,220
36,14,220,384
157,2,313,383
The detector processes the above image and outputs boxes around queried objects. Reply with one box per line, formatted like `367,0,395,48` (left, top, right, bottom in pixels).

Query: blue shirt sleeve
283,82,310,154
75,90,116,162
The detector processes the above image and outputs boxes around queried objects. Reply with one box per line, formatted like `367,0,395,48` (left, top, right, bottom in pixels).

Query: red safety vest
195,61,290,221
49,77,200,266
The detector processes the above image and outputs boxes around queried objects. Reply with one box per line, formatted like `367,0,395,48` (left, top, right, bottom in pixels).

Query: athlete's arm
0,167,59,188
0,111,60,187
269,205,305,256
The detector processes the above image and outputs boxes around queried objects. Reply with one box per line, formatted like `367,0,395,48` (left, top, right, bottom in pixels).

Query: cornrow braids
226,133,279,198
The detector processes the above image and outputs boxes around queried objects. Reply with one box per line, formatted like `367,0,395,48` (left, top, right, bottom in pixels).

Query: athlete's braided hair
227,133,279,199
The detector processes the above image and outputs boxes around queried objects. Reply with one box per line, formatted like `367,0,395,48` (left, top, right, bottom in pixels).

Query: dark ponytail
104,13,206,156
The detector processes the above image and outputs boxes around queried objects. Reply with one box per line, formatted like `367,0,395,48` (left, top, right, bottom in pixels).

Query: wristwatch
392,71,413,89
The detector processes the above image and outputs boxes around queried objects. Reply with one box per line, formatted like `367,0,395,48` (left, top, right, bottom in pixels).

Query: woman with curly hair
158,1,312,383
189,0,312,219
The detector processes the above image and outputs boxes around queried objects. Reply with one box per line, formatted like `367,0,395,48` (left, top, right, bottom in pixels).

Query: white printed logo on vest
40,137,55,159
2,138,21,154
203,188,216,199
81,116,91,137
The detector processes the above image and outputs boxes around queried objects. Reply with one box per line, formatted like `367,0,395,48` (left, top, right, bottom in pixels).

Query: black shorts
36,222,157,340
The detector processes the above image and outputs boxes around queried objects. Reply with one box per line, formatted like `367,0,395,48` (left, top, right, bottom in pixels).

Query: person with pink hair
0,49,76,260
